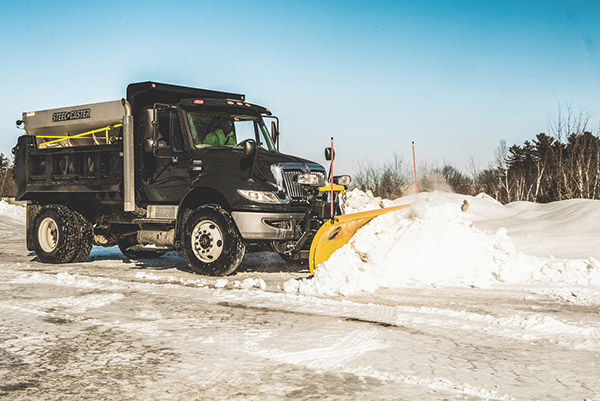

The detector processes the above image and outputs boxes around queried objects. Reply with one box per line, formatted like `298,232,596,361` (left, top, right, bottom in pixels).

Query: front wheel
182,205,245,276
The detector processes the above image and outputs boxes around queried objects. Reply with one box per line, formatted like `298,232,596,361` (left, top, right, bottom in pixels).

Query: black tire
71,210,93,262
118,237,166,259
33,205,79,264
182,204,245,276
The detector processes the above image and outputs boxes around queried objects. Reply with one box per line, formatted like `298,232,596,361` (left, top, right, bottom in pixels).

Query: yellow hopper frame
35,123,123,148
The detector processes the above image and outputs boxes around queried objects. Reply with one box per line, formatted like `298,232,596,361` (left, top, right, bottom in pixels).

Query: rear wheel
182,204,245,276
71,210,93,262
33,205,79,263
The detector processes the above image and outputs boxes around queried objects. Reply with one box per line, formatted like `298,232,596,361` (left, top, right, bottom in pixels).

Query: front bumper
231,211,305,240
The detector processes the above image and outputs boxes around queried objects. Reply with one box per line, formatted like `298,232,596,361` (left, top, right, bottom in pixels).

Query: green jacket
204,129,236,146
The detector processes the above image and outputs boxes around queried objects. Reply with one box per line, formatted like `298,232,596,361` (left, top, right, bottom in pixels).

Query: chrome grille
282,170,326,199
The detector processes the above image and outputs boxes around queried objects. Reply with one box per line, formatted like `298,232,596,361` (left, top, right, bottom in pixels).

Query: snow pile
0,200,25,222
214,277,267,290
475,198,600,259
343,188,393,213
239,277,267,290
286,191,600,295
214,278,229,288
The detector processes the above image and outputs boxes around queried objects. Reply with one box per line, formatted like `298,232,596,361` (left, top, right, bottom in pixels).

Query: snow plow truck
13,82,406,275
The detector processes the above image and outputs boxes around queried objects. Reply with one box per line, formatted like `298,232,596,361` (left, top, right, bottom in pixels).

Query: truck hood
190,147,326,190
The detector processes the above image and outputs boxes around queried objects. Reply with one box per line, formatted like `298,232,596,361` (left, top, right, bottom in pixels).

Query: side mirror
244,140,257,157
244,140,259,182
143,108,158,140
271,121,279,145
325,147,335,161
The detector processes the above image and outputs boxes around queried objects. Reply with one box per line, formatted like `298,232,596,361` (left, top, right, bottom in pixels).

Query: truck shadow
84,247,305,274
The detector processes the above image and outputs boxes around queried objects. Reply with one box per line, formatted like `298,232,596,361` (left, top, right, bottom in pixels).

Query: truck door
141,109,191,203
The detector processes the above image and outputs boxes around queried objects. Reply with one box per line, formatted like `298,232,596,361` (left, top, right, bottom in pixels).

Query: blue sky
1,0,599,174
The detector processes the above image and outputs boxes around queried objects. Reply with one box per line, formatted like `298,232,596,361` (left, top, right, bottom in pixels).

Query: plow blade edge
308,204,410,274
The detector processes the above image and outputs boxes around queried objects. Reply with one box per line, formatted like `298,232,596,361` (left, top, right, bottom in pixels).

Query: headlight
237,189,289,204
297,173,321,186
334,175,351,186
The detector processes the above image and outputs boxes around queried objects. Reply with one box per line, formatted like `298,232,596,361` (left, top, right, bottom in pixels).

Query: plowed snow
286,191,600,295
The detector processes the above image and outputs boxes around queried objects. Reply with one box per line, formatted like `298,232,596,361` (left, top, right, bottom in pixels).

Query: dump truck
13,81,356,275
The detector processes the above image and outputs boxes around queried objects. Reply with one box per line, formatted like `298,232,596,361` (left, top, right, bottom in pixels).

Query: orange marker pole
412,141,418,198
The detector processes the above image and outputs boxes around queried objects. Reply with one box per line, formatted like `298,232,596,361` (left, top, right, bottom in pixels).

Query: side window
171,112,184,152
234,120,257,144
157,111,171,148
157,110,185,152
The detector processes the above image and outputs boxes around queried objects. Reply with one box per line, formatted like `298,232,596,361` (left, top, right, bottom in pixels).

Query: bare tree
548,104,591,199
495,140,510,202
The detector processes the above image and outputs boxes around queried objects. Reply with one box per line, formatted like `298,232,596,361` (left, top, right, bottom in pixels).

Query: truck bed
15,135,123,200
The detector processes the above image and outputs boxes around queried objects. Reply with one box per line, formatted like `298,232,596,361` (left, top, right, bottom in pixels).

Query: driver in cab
204,120,236,146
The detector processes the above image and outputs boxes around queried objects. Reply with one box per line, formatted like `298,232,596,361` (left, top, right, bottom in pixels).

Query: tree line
353,106,600,204
0,153,16,198
491,108,600,203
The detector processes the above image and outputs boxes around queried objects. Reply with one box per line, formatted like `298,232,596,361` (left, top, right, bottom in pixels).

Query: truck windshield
186,111,276,151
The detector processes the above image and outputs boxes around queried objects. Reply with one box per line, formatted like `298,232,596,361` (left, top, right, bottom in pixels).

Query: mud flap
26,203,42,252
308,204,410,274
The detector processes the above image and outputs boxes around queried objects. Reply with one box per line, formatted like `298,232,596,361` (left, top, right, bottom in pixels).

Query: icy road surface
1,202,600,400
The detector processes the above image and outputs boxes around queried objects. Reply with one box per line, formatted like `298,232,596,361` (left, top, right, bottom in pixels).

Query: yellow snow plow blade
309,204,410,274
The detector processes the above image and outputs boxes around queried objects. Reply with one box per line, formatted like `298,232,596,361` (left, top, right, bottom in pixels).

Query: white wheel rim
191,219,224,263
39,217,59,253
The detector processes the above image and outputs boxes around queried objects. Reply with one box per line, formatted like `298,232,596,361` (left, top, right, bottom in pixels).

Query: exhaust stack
121,99,135,212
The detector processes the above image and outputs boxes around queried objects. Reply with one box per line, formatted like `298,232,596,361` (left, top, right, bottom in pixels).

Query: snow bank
343,188,393,213
0,200,25,222
287,191,600,296
477,198,600,259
